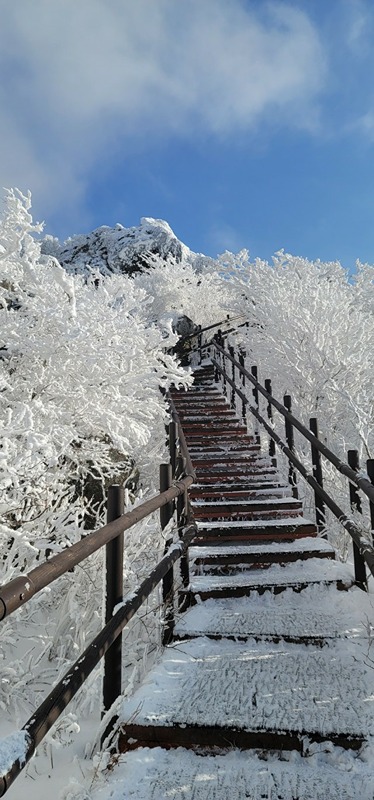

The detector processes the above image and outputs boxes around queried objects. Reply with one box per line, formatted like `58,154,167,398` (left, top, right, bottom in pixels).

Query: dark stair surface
106,362,374,800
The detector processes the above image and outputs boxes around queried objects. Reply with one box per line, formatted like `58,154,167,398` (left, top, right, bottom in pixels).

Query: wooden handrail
210,349,374,581
0,476,193,621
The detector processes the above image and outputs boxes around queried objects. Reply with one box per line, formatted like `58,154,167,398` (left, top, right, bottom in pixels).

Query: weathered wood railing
193,334,374,589
0,408,194,797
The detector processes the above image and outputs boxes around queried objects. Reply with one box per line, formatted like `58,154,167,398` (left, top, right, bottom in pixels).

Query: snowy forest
1,189,374,796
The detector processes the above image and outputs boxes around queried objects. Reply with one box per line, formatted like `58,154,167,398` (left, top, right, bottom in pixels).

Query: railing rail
176,313,247,347
0,416,196,796
213,341,374,506
0,476,193,622
204,338,374,587
0,523,196,797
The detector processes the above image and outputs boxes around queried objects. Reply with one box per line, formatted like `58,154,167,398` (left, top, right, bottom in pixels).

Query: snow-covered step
174,584,374,643
191,497,303,522
194,470,279,485
189,537,334,572
118,636,372,750
186,423,247,432
191,497,302,508
192,456,273,469
190,485,292,500
193,516,317,543
92,746,374,800
187,557,352,597
178,408,237,417
172,397,229,406
189,446,261,457
185,428,248,439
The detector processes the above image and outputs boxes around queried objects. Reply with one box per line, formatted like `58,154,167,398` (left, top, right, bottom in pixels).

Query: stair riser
193,510,302,522
118,723,362,753
186,580,346,600
190,491,292,501
192,530,317,545
193,551,334,565
194,473,277,483
192,552,335,572
191,458,269,468
192,500,301,512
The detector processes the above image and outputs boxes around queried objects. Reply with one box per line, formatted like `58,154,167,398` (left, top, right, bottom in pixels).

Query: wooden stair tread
174,587,373,642
118,637,371,744
106,747,373,799
188,557,352,593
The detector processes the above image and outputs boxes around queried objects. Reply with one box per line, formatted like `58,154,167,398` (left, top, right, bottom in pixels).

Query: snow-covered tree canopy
0,190,196,575
218,248,374,461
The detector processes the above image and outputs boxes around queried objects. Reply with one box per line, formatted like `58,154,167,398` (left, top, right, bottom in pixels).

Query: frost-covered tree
218,248,374,550
134,256,235,334
0,191,191,739
219,249,374,457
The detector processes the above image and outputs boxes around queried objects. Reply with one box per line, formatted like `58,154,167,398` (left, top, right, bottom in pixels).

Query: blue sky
1,0,374,270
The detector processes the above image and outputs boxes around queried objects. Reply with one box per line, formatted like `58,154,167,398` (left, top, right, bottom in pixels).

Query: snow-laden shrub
218,249,374,550
0,190,190,739
134,256,236,333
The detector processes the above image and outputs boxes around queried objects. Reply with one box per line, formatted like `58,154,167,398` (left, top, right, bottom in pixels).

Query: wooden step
192,509,303,523
190,486,292,500
193,470,278,484
193,459,274,473
118,636,367,753
191,455,269,468
189,538,335,572
174,585,374,645
191,498,304,521
185,427,248,438
193,518,318,544
186,557,352,598
177,408,237,416
110,745,372,798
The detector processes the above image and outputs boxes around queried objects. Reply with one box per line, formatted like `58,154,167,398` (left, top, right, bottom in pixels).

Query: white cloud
207,222,248,255
0,0,326,228
343,0,373,54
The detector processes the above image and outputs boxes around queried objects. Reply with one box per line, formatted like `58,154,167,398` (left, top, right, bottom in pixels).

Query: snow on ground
174,583,374,640
117,635,374,738
81,745,374,800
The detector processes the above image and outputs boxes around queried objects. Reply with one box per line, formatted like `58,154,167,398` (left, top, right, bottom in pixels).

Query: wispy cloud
0,0,326,228
207,222,248,256
343,0,373,54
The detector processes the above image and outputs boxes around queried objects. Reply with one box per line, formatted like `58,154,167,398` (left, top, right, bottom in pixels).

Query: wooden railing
0,410,194,797
196,334,374,589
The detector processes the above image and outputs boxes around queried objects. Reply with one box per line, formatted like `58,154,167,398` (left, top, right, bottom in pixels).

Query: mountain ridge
41,217,216,277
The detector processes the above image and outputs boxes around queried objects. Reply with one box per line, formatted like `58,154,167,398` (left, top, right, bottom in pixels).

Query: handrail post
265,379,276,466
176,454,191,610
228,344,236,409
197,325,203,364
168,420,178,479
251,366,260,444
309,418,326,537
102,484,124,720
213,333,220,382
367,459,374,545
160,464,175,644
284,395,298,498
348,450,367,590
221,336,227,395
239,349,246,422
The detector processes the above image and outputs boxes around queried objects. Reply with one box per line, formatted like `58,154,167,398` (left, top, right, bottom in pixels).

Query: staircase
104,363,374,799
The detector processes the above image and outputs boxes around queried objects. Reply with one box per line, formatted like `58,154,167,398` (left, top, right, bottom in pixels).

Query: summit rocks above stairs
106,362,374,800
